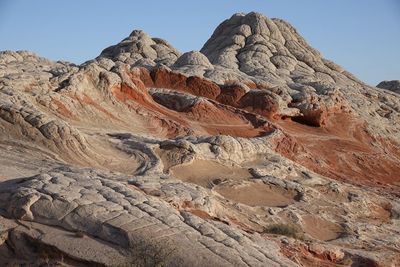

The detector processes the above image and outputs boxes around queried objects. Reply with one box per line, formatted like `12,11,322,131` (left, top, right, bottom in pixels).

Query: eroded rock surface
377,80,400,94
0,12,399,267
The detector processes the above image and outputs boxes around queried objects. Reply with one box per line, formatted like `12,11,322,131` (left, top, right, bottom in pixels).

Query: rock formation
377,80,400,94
0,12,399,266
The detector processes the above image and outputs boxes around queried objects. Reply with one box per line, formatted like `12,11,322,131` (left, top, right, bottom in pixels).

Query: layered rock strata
0,12,399,266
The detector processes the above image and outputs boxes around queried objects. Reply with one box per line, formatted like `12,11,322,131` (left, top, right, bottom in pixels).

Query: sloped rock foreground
0,12,399,266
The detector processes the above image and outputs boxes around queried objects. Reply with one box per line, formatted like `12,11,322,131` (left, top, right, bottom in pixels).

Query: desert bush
264,223,303,239
123,239,177,267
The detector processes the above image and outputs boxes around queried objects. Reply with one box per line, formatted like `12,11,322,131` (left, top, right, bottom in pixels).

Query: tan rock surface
0,12,399,266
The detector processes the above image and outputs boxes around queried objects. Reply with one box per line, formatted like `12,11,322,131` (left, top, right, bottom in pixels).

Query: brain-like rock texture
100,30,181,67
377,80,400,94
0,12,400,267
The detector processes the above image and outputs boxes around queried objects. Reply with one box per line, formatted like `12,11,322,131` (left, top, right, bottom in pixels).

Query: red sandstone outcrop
217,83,248,106
151,67,221,99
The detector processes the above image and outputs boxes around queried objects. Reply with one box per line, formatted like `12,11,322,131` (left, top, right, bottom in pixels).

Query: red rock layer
184,100,273,137
216,84,247,107
238,91,281,120
110,71,271,138
275,113,400,193
111,82,192,137
51,98,74,119
113,67,400,192
151,67,221,99
292,108,327,127
280,241,385,267
130,67,333,125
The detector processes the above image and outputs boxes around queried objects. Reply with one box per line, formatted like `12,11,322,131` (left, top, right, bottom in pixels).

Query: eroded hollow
301,215,344,241
216,182,298,207
169,160,252,188
291,115,321,127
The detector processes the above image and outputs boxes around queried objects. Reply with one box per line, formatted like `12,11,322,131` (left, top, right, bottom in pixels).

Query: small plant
264,223,303,239
74,231,85,238
122,239,177,267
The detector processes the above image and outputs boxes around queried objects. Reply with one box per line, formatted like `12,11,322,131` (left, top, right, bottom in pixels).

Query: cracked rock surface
0,12,399,267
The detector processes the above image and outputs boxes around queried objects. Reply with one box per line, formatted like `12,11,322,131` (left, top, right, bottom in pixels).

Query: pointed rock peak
203,12,285,46
127,30,176,48
129,29,149,38
200,11,325,79
233,12,277,34
99,29,181,67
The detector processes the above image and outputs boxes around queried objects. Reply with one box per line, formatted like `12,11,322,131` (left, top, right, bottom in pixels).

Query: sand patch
215,182,297,207
170,160,252,188
302,215,343,241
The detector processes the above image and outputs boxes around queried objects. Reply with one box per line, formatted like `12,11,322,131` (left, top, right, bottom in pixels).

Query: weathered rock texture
0,12,399,267
377,80,400,94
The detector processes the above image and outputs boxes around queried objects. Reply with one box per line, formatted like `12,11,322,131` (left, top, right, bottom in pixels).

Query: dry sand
302,215,343,241
170,159,252,188
215,182,297,207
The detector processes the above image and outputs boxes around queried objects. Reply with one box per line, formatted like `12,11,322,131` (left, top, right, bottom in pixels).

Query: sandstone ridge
0,12,399,266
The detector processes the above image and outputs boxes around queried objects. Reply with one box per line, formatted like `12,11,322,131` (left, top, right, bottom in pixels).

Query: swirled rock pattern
0,12,399,267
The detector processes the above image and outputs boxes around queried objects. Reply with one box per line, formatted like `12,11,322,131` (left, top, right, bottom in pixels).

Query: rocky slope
0,12,399,267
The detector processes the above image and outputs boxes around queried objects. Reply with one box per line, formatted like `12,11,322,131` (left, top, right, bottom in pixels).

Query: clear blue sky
1,0,399,85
